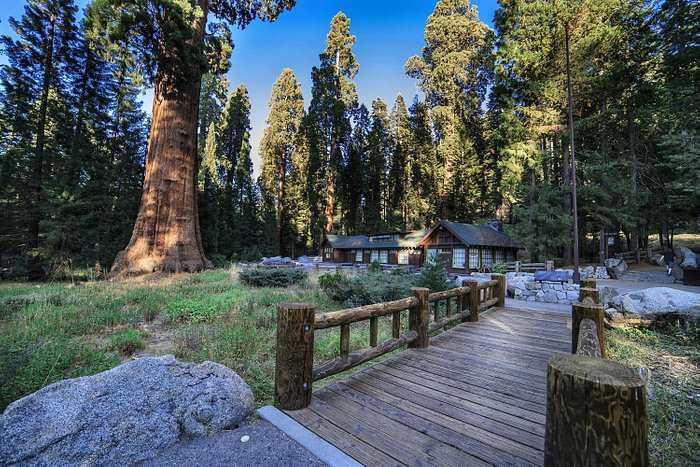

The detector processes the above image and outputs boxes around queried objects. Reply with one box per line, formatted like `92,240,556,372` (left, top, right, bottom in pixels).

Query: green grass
607,324,700,466
0,267,343,409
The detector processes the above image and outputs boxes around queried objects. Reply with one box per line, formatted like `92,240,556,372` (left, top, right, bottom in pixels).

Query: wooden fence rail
506,260,554,272
545,280,650,466
275,274,506,410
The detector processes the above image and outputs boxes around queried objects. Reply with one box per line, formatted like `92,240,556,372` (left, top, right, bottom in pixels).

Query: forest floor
1,268,698,465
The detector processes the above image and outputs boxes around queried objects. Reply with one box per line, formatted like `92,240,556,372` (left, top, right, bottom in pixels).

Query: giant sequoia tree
97,0,295,274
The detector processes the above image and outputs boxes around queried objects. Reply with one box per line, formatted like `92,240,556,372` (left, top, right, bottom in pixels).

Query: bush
492,262,509,274
208,254,229,268
239,246,263,262
108,329,147,355
319,270,416,307
238,267,307,287
415,260,450,292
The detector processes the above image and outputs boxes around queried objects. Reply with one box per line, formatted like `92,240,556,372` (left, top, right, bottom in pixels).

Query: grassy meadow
0,267,412,410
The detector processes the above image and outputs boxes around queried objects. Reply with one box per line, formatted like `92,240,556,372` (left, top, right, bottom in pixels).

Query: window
370,250,379,263
380,250,389,264
355,250,363,262
324,247,333,260
469,248,480,268
398,250,409,265
426,249,438,263
453,248,466,269
495,249,505,263
482,248,493,266
506,250,515,262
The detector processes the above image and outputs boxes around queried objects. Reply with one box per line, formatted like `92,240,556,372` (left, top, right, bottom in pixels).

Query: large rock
0,356,254,466
651,253,665,267
605,258,628,279
611,287,700,319
679,247,699,269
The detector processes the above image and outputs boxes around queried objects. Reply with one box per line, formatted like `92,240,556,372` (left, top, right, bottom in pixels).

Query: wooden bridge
272,276,649,466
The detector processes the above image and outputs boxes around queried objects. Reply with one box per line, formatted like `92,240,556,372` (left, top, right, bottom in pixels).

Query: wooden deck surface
285,307,572,466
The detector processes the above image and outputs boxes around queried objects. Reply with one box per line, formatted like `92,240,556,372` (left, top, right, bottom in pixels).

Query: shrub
208,254,229,268
320,270,416,307
492,262,509,274
238,267,307,287
415,260,450,292
164,297,220,323
108,329,147,355
239,246,263,262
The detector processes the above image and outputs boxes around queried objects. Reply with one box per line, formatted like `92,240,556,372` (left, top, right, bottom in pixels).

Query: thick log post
572,301,605,357
491,273,506,307
578,287,600,305
580,277,597,289
464,280,480,322
409,287,429,348
576,318,602,358
546,260,554,271
275,302,315,410
545,355,649,466
515,260,521,272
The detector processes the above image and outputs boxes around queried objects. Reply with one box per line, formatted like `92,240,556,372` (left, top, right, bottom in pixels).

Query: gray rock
579,266,595,279
566,291,580,302
0,356,254,466
651,253,665,266
594,266,610,279
605,258,628,279
679,247,699,269
611,287,700,319
605,308,623,321
600,286,620,307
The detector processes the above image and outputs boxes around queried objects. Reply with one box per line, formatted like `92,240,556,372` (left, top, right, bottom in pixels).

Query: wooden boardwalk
285,307,571,466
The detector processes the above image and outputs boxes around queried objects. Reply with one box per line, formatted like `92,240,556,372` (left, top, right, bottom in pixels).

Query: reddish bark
111,2,212,275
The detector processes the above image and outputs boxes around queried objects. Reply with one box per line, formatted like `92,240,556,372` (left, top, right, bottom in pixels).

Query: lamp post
565,23,581,284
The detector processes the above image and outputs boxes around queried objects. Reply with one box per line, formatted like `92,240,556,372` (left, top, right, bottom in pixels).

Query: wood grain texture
575,318,601,358
275,302,315,410
315,297,418,329
572,302,606,357
408,287,429,348
545,355,649,467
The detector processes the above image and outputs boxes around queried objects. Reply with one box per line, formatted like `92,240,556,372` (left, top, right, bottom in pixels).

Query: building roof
326,229,428,249
421,219,522,249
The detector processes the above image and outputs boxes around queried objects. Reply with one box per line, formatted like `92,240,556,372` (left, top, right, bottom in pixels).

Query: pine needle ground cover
607,325,700,466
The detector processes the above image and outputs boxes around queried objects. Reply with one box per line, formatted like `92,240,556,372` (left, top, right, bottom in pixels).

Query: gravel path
143,417,326,467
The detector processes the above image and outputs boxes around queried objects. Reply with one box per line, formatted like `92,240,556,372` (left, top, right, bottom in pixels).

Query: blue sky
0,0,499,173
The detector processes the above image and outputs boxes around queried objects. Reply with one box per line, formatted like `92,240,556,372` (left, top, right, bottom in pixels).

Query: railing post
409,287,429,348
571,301,605,357
545,260,554,271
491,273,506,308
545,355,649,466
580,277,596,289
515,260,521,273
578,287,600,305
275,302,315,410
464,279,480,322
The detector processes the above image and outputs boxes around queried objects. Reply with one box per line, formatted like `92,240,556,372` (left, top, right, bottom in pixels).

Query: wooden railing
274,274,505,410
506,260,554,272
545,278,650,466
615,247,661,263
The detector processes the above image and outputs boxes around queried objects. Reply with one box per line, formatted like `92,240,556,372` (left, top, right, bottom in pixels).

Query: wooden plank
417,346,548,388
286,408,402,467
488,311,571,327
391,311,400,339
453,323,571,347
401,349,547,399
439,330,566,359
313,387,476,467
498,307,571,321
340,324,350,358
476,319,571,342
480,314,570,332
315,297,417,329
387,358,546,416
430,337,553,370
348,373,544,463
344,379,544,465
370,363,546,435
330,382,535,467
360,368,545,450
369,316,378,347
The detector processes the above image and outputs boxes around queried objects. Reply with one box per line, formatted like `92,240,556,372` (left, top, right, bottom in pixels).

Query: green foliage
320,270,417,307
108,329,146,355
492,262,509,274
415,260,450,292
238,267,307,288
318,271,344,290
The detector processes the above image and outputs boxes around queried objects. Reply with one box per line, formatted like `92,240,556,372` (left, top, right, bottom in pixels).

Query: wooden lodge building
322,219,521,273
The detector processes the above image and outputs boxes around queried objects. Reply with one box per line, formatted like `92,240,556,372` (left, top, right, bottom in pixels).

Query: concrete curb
257,406,361,467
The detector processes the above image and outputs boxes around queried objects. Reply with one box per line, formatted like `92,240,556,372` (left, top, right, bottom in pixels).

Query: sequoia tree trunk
111,1,212,275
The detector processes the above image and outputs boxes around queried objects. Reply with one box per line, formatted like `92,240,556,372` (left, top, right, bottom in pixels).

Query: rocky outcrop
679,247,699,269
610,287,700,320
605,258,628,279
0,356,254,466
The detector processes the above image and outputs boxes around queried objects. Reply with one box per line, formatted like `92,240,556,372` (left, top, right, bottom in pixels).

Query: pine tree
341,104,370,234
408,99,438,227
406,0,494,221
218,84,251,256
199,123,222,255
0,0,78,279
306,11,358,246
231,132,260,257
387,95,412,230
259,69,305,255
364,98,390,232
